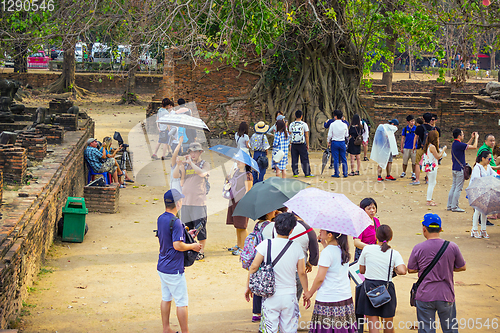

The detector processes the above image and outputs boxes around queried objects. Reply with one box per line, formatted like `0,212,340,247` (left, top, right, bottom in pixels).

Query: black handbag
364,250,393,308
410,241,449,306
169,216,199,267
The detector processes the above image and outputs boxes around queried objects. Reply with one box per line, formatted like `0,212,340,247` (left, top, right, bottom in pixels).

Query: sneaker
151,154,159,160
328,165,334,169
232,248,242,255
331,174,340,178
486,220,494,226
386,175,396,181
451,208,465,213
293,175,299,178
447,207,452,211
377,176,383,182
411,173,416,180
400,172,406,178
409,181,420,185
252,315,261,322
305,174,315,178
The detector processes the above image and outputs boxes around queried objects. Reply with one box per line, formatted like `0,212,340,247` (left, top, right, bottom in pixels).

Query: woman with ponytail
303,230,356,332
356,225,407,333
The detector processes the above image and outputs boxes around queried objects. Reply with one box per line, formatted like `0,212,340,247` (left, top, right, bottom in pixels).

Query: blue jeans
331,140,348,177
252,150,267,184
416,300,458,333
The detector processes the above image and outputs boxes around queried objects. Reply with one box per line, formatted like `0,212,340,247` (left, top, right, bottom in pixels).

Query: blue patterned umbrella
466,175,500,215
209,145,259,172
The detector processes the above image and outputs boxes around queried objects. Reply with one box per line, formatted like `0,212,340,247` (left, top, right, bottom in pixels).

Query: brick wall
15,133,47,161
0,146,27,184
35,124,64,144
0,119,94,329
84,183,120,214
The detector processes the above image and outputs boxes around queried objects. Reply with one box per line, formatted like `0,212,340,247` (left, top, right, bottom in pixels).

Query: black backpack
419,124,436,148
169,216,199,267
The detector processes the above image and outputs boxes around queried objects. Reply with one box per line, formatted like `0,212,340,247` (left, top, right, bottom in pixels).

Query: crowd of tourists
131,105,499,333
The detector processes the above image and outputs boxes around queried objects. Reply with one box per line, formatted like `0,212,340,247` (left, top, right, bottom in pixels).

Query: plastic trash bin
62,197,88,243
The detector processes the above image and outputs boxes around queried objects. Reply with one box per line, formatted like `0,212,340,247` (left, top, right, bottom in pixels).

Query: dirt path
17,95,500,332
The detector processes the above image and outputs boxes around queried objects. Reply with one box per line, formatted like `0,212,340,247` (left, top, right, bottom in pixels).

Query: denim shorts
158,271,188,307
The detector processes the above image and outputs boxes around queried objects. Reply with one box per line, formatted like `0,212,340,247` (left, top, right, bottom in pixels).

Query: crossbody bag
451,149,472,180
364,249,393,308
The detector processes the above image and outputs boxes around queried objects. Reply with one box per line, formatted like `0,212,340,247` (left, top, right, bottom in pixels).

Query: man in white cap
84,138,123,186
180,142,210,260
250,121,271,183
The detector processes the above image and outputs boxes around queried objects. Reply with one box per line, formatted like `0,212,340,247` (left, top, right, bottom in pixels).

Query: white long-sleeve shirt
327,120,349,142
469,163,496,186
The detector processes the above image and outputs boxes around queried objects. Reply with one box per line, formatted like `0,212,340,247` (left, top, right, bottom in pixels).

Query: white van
75,42,87,62
91,43,112,63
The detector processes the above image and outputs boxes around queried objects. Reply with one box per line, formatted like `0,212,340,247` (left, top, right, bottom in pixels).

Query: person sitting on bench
84,138,124,187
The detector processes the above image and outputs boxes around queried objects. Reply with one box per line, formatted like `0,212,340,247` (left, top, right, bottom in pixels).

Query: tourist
156,189,202,333
327,109,349,178
152,98,174,160
422,130,447,206
356,225,407,333
477,134,500,171
374,119,399,182
171,136,185,194
272,119,290,179
362,118,370,161
100,136,133,183
429,114,441,137
269,111,286,136
354,198,380,261
411,113,434,185
303,230,356,333
289,110,314,178
447,129,479,212
235,122,251,156
180,142,210,260
347,114,363,176
250,121,271,184
408,213,466,333
400,115,417,180
226,161,253,255
468,150,497,239
84,138,123,187
245,213,309,333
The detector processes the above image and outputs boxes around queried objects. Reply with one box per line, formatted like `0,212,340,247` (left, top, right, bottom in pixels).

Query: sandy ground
15,94,500,332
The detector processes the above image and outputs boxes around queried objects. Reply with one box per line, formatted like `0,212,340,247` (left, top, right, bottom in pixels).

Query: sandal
354,171,360,176
426,201,437,206
363,157,369,161
471,230,481,239
348,172,356,176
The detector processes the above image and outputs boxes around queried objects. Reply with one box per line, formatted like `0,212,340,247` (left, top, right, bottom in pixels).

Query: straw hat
254,121,269,134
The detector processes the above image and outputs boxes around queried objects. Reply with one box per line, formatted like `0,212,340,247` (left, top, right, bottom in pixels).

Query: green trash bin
62,197,88,243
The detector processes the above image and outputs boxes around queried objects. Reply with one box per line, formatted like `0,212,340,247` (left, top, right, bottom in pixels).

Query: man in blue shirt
84,138,122,185
400,115,417,180
157,189,202,333
447,129,478,212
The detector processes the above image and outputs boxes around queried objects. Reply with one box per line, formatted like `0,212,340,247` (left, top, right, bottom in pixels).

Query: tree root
46,76,94,99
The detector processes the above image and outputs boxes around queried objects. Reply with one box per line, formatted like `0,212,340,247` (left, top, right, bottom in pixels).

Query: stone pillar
152,47,176,102
0,145,27,184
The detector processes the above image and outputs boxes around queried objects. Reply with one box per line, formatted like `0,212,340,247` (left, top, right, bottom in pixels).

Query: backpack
241,220,271,270
289,121,306,144
419,124,436,148
169,216,198,267
222,170,248,200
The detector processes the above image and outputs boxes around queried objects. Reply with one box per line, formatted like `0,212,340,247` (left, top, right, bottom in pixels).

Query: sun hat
422,213,441,228
187,142,204,152
254,121,270,134
164,189,185,204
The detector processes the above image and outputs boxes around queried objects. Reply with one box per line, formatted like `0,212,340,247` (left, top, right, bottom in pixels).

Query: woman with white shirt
235,122,251,156
422,130,447,206
356,225,407,333
468,150,497,239
303,231,356,333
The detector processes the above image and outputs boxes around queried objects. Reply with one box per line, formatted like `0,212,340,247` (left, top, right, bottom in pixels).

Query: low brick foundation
15,133,47,161
35,124,64,144
55,114,78,131
0,119,94,329
83,183,120,214
0,146,27,184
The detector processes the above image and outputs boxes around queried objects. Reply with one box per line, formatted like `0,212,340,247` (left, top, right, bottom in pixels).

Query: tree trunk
408,44,412,79
13,42,28,73
380,1,397,92
119,40,139,105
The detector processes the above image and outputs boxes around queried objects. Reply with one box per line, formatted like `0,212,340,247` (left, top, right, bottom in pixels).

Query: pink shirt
355,217,380,244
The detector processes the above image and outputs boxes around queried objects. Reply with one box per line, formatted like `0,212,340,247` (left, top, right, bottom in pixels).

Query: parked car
55,51,64,61
27,51,50,69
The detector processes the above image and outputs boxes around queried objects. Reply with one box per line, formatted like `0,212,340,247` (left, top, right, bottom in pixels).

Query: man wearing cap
84,138,123,186
250,121,271,183
157,189,202,333
408,214,466,333
180,142,210,260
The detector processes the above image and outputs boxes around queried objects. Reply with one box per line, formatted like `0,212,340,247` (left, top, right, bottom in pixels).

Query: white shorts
403,148,416,165
158,271,188,307
261,293,300,333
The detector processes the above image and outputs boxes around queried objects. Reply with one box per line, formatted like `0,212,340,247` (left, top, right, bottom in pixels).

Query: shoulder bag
272,134,285,163
451,149,472,180
249,239,293,298
364,250,393,308
169,216,199,267
410,241,449,306
256,134,269,169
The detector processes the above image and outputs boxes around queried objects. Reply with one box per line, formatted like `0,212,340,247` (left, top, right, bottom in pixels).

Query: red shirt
355,217,380,244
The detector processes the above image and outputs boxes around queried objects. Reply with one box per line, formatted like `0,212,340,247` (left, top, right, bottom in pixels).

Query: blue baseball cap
422,213,441,228
389,119,399,126
164,189,185,204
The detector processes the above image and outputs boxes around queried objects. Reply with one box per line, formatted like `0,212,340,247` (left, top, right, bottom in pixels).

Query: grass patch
38,267,54,276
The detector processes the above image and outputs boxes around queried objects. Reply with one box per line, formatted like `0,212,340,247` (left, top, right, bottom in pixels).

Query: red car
27,51,50,69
